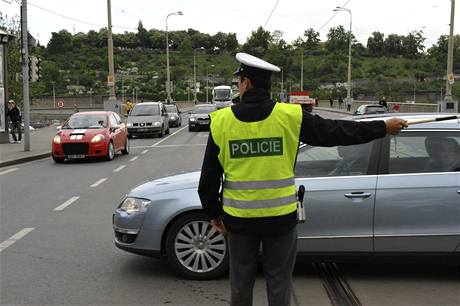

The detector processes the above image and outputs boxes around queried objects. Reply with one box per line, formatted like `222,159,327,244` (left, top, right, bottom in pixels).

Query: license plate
137,128,149,132
67,154,85,159
199,120,209,125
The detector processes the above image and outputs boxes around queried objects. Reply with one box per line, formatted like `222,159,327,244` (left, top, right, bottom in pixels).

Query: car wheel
105,141,115,161
188,126,193,132
128,134,133,139
121,138,129,154
52,155,64,163
166,212,228,280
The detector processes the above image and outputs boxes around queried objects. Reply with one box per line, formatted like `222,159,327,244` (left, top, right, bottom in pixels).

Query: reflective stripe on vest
224,177,295,190
223,194,297,209
210,102,302,218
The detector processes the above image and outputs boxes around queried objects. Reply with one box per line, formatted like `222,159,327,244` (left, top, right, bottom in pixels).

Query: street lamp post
334,6,353,104
444,0,455,102
165,11,183,104
206,64,214,103
107,0,116,102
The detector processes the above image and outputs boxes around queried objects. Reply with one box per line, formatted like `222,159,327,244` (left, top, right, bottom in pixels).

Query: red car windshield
63,114,107,129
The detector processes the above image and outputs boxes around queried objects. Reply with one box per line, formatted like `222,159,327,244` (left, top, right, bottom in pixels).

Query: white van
212,85,233,109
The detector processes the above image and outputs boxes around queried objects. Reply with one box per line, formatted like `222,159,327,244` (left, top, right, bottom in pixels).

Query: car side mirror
111,124,120,132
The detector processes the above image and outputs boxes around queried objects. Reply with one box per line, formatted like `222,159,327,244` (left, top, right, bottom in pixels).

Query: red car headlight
91,134,105,143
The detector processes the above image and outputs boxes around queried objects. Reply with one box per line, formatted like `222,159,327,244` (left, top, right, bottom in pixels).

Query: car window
295,142,372,178
63,114,107,129
113,113,122,124
165,105,177,113
109,114,118,127
130,104,160,116
192,106,217,114
389,131,460,174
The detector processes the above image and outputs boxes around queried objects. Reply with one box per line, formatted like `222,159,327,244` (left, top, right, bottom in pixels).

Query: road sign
57,100,64,108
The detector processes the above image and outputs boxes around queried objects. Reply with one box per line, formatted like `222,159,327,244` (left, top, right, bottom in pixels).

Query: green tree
47,30,73,54
303,28,320,50
367,31,385,57
402,31,425,58
384,34,403,57
225,33,239,53
137,21,151,48
326,26,351,53
242,26,271,57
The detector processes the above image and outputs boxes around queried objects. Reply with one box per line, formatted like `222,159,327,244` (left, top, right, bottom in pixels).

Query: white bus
212,85,233,109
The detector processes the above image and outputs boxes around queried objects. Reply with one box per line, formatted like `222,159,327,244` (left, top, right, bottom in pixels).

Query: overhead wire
263,0,281,28
28,2,136,30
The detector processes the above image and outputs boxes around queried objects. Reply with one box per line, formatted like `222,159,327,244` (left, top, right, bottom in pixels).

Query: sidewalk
0,125,57,168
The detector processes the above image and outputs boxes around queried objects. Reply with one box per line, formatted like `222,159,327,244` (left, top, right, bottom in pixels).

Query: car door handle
344,192,372,199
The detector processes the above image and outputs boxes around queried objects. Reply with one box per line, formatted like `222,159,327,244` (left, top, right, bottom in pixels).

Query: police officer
198,53,407,306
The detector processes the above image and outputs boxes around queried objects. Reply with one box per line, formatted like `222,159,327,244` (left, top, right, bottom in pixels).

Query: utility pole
444,0,455,102
300,50,303,91
193,50,197,103
52,81,56,108
21,0,30,151
107,0,116,102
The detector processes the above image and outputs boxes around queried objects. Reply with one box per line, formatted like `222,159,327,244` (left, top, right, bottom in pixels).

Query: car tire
165,212,228,280
128,134,133,139
121,138,129,155
188,126,194,132
105,141,115,161
52,155,64,163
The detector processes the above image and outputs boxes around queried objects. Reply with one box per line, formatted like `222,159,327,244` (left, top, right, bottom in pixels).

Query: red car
52,111,129,163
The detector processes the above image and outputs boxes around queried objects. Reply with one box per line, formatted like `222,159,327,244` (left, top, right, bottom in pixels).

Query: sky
1,0,458,49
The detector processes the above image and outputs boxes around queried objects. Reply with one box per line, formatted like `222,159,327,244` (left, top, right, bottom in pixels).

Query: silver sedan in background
113,114,460,279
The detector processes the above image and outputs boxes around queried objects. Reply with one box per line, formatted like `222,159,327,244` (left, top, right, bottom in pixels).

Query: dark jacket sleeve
299,109,387,146
198,132,223,220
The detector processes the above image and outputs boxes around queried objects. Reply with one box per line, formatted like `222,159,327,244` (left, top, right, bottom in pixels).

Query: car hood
57,128,106,139
189,114,210,120
129,171,200,198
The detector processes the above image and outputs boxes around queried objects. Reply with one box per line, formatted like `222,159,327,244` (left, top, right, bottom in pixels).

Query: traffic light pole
21,0,30,151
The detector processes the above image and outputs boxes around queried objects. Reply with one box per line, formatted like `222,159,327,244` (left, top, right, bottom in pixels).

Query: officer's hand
210,218,227,236
384,118,408,135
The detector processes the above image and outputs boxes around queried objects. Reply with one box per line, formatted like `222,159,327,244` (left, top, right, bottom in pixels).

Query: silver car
113,114,460,279
127,102,170,138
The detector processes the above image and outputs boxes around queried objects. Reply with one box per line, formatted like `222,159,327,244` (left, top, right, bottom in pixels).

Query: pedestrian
379,96,388,109
73,104,79,113
329,96,333,108
315,97,319,107
7,99,22,143
198,52,407,306
338,96,344,109
346,98,352,112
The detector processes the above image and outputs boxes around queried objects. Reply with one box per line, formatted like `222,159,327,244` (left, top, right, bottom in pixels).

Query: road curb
0,152,51,168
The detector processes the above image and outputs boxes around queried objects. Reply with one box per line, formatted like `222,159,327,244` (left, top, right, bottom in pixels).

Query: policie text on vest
229,137,283,158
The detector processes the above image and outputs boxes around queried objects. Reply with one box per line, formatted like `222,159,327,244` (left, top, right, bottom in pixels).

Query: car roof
72,111,110,116
134,102,161,106
194,104,217,107
346,113,459,130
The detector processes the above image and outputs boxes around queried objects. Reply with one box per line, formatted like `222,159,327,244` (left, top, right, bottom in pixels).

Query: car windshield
192,106,217,114
165,105,177,113
130,104,160,116
367,106,386,113
62,114,107,129
214,89,231,101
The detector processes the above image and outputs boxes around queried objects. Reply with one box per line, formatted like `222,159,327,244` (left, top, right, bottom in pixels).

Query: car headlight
91,134,105,143
154,122,161,126
189,118,196,122
126,122,132,127
119,197,151,214
53,135,61,144
170,116,176,120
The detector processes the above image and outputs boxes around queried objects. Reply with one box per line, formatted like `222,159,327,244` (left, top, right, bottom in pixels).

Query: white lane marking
141,149,148,154
114,165,126,172
53,196,80,211
0,228,35,253
150,125,189,148
155,144,207,148
130,156,139,162
90,178,108,187
0,168,19,176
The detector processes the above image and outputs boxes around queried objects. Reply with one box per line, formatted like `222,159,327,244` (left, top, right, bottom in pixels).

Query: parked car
113,114,460,279
354,104,388,116
188,104,218,132
52,111,129,163
165,104,182,127
127,102,170,138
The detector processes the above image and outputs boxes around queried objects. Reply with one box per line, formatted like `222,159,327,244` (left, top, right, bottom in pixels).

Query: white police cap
234,53,280,76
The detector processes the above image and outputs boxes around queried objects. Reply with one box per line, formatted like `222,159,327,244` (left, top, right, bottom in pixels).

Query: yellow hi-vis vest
210,102,302,218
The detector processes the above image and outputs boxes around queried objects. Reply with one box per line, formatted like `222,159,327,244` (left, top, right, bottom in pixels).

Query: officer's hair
241,76,271,91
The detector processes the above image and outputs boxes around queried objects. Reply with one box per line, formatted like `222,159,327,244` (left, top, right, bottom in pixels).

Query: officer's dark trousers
228,227,297,306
